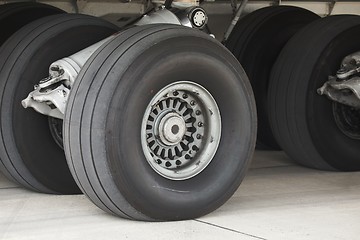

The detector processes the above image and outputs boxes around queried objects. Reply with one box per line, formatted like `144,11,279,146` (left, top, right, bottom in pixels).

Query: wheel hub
333,103,360,140
141,81,221,180
158,112,186,145
48,117,64,149
145,92,201,170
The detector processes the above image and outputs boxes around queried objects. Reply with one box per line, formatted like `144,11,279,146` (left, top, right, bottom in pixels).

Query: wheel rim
141,81,221,180
48,117,64,149
333,103,360,140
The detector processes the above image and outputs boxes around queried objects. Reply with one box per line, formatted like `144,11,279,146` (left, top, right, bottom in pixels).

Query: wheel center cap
158,113,186,145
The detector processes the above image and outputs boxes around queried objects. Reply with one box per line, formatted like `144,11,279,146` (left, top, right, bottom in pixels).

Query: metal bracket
318,51,360,108
22,84,70,119
22,35,115,119
318,77,360,108
337,51,360,79
21,62,77,119
136,7,208,29
22,6,208,119
223,0,248,43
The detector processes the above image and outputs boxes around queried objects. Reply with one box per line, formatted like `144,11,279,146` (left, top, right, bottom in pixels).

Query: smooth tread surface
0,14,119,193
269,15,360,171
64,24,257,221
0,2,64,45
226,6,319,150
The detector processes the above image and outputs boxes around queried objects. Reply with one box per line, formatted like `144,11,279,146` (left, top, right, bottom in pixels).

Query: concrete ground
0,151,360,240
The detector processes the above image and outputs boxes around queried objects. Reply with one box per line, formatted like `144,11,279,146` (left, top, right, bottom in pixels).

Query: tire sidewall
307,25,360,170
101,35,256,219
0,14,118,193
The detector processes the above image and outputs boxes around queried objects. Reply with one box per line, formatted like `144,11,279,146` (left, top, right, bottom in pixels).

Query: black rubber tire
226,6,319,150
0,2,64,46
268,15,360,171
0,14,119,194
64,24,257,221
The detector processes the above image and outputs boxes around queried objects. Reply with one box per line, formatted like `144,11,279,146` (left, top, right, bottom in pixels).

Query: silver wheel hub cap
158,112,186,145
141,81,221,180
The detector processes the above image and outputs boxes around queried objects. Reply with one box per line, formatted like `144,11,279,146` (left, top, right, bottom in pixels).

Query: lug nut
198,122,204,127
190,100,196,106
196,134,202,139
182,94,188,99
196,110,201,115
173,91,179,96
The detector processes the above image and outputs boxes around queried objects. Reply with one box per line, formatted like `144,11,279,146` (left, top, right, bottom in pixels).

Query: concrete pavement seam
194,219,267,240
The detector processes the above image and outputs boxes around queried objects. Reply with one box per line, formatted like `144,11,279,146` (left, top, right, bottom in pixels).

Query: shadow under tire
64,24,257,221
268,15,360,171
0,14,119,194
226,6,319,150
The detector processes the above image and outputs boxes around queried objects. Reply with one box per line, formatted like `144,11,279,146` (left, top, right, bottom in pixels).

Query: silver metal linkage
136,6,208,29
22,6,208,119
22,35,115,119
318,51,360,108
223,0,248,43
